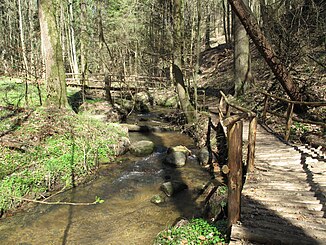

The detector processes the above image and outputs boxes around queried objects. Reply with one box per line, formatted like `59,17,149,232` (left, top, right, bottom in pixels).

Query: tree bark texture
38,0,68,108
234,0,252,96
227,0,302,101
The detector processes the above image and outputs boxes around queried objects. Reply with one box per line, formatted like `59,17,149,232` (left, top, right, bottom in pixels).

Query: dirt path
230,123,326,244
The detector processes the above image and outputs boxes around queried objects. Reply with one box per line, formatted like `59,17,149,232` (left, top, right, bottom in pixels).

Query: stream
0,110,212,245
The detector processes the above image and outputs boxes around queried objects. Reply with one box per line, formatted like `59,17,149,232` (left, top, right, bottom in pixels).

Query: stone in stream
115,136,130,156
198,147,210,166
164,145,191,168
160,181,188,197
129,140,155,157
134,92,152,113
150,194,166,205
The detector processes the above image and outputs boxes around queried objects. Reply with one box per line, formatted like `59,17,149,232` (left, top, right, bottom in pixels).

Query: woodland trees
0,0,324,109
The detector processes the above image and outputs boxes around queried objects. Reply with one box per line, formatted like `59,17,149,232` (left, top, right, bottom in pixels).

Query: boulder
129,140,154,157
198,147,217,166
165,146,191,168
79,101,121,122
198,147,210,166
115,136,131,156
134,91,152,113
160,181,188,197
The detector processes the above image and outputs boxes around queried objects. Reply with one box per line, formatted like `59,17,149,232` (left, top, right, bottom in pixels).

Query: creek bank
74,92,229,231
0,107,130,218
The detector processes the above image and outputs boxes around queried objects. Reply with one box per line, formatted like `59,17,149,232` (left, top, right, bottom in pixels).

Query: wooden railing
217,91,325,232
217,92,257,231
261,91,326,141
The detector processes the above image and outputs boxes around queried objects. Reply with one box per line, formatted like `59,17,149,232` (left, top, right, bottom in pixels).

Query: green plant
291,122,309,135
0,108,128,213
217,186,228,196
154,218,226,245
0,76,46,107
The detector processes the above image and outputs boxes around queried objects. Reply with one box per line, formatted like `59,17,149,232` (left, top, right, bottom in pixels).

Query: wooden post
227,120,243,230
247,116,257,172
262,94,269,122
284,102,294,141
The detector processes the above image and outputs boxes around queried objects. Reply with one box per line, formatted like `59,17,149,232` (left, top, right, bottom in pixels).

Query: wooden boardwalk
230,123,326,244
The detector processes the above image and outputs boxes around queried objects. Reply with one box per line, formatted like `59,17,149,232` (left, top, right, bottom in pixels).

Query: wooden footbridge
231,123,326,244
214,92,326,244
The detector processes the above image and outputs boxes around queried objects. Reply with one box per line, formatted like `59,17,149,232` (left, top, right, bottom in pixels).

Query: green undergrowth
0,76,45,108
154,218,227,245
0,106,127,213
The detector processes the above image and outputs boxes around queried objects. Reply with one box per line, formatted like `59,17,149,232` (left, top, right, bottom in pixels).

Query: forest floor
0,79,129,218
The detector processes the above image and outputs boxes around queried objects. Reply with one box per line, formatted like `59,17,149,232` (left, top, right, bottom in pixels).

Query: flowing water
0,112,212,245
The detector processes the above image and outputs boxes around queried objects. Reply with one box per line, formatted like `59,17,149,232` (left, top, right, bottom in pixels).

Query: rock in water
129,140,154,157
161,181,188,197
150,194,165,205
164,145,191,167
198,147,210,166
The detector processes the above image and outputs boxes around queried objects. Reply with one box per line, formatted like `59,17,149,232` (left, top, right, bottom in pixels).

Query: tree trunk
18,0,28,75
233,0,252,96
205,5,211,50
172,0,195,124
227,0,302,101
68,0,79,79
38,0,68,108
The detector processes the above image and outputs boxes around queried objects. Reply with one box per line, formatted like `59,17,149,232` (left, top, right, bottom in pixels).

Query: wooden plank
220,91,256,117
227,120,243,230
223,113,248,127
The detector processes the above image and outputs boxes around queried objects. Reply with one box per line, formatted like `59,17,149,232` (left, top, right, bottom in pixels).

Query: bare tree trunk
234,0,252,96
80,0,88,99
18,0,28,74
228,0,302,101
68,0,79,79
205,5,211,50
38,0,68,108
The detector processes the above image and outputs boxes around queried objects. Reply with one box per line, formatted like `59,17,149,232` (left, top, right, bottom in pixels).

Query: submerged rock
129,140,155,157
160,181,188,197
